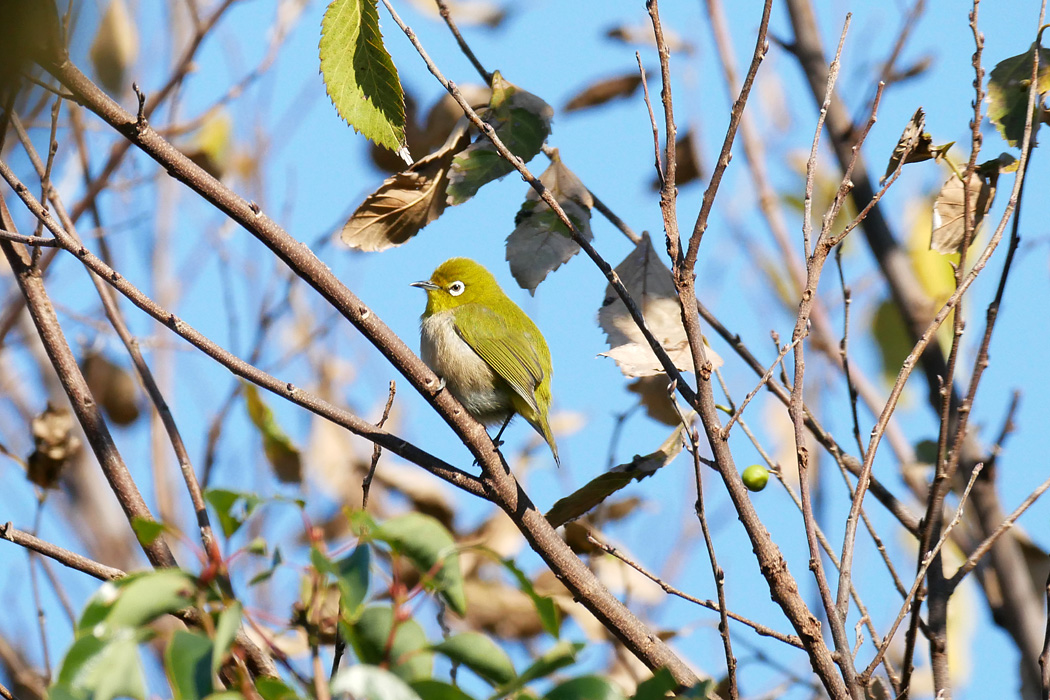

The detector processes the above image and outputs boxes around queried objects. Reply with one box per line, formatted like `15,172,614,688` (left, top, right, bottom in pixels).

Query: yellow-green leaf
320,0,406,152
446,71,553,205
243,383,302,483
987,41,1050,147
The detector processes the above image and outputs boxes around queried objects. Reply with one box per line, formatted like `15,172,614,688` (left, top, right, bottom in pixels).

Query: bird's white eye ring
448,281,465,296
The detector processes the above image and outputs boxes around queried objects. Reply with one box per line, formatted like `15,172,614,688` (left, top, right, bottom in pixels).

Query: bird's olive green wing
453,304,544,413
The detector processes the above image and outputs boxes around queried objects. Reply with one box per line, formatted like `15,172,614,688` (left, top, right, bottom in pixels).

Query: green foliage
346,606,434,682
53,631,148,700
630,668,676,700
987,40,1050,147
256,677,302,700
499,557,561,637
545,676,626,700
410,680,476,700
429,632,517,685
320,0,406,152
77,569,197,636
166,630,214,700
54,570,201,700
493,641,583,698
446,71,553,204
331,665,423,700
372,512,467,615
313,544,371,622
48,512,613,700
243,382,302,483
130,516,166,546
204,488,263,538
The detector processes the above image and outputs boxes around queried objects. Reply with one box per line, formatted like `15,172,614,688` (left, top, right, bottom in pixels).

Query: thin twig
434,0,491,83
586,534,802,648
862,464,984,683
362,381,396,508
673,397,737,698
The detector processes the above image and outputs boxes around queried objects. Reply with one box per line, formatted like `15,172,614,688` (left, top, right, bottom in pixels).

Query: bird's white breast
420,311,511,423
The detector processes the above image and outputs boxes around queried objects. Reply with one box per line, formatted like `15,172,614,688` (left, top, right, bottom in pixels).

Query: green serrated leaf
987,41,1050,147
375,513,465,615
409,680,476,700
544,676,626,700
446,71,553,205
346,606,433,683
166,630,214,700
130,517,166,547
55,631,148,700
212,602,242,674
320,0,406,151
430,633,516,686
631,668,677,700
499,558,560,638
204,488,263,539
331,665,423,700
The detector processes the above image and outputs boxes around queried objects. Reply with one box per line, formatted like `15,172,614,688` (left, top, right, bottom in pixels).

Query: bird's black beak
410,280,440,291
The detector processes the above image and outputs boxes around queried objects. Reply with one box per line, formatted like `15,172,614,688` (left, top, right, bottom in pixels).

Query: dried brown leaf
27,404,81,489
650,131,702,189
341,123,471,251
506,151,593,293
930,171,996,254
564,72,644,112
598,233,722,377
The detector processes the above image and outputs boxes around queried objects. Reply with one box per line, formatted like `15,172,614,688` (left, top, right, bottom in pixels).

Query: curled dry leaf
882,107,930,183
564,72,645,113
545,422,686,529
650,131,703,190
27,403,81,489
598,233,722,378
243,382,302,483
183,109,234,180
506,150,593,294
81,351,140,426
930,170,996,254
341,123,471,252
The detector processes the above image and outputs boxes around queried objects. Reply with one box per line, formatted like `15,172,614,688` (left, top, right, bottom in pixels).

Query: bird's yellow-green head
411,257,560,466
410,257,501,316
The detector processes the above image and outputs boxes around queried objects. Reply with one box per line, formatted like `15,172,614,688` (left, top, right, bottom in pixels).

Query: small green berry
742,465,769,492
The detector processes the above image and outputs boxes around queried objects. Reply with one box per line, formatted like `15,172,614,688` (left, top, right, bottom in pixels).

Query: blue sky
2,0,1049,698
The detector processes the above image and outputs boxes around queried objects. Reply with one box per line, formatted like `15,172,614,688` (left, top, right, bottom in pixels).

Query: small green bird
411,258,560,466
